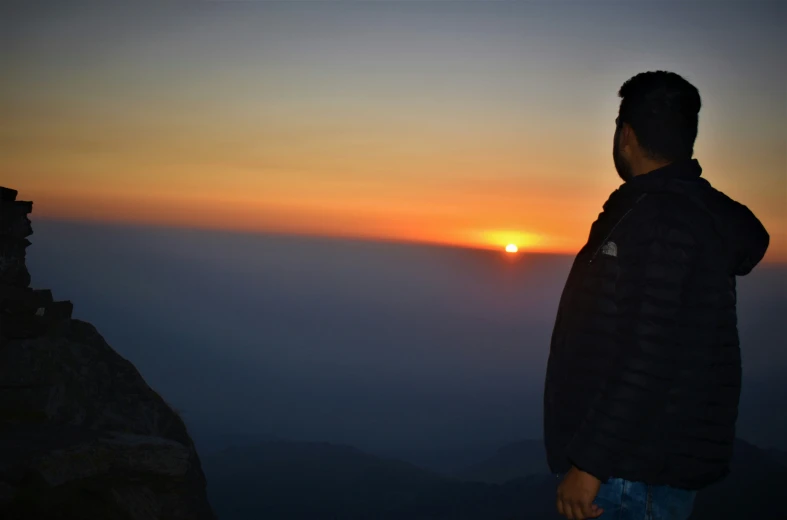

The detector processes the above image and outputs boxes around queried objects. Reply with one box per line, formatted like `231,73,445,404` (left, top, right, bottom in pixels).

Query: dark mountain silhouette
190,427,282,456
690,439,787,519
376,440,520,476
202,440,563,520
456,439,549,483
203,437,787,520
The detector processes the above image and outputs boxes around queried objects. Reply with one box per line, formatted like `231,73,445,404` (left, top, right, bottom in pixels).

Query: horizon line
30,214,787,266
32,214,575,257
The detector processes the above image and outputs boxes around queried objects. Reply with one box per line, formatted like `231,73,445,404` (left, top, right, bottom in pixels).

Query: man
543,70,770,520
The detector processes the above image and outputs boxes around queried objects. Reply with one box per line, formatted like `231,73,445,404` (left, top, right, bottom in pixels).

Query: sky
2,0,786,258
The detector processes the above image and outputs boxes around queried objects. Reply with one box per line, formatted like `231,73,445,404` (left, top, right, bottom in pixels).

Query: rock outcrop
0,187,215,520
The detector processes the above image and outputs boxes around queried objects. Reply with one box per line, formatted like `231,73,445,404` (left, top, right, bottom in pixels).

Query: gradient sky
3,0,785,258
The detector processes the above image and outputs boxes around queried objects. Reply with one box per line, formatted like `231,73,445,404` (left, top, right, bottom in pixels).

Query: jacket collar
629,158,703,187
604,158,705,211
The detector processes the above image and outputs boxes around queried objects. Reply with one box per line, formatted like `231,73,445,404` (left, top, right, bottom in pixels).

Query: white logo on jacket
600,241,618,257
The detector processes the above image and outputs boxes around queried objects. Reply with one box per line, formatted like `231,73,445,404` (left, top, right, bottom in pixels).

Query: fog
26,219,787,459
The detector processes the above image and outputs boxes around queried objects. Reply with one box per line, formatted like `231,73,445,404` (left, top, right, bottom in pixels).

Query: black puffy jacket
543,158,770,490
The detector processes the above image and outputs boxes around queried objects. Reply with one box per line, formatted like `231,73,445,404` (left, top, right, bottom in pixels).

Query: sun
505,243,519,254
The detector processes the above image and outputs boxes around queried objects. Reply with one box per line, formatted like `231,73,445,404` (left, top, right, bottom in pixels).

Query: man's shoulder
619,189,722,254
635,189,717,230
642,180,756,240
645,178,747,219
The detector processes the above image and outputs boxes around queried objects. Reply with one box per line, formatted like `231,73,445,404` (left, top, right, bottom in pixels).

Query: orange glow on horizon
14,186,786,263
482,230,543,251
21,186,586,255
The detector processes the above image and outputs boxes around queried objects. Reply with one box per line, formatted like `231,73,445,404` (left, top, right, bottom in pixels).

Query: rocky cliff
0,187,215,520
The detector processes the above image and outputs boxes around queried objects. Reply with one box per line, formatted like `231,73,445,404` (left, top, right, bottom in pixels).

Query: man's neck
632,157,672,177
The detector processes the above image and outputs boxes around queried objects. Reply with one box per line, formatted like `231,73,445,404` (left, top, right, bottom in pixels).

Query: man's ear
621,123,638,150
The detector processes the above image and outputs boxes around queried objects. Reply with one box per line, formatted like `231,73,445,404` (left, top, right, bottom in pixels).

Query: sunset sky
3,1,785,259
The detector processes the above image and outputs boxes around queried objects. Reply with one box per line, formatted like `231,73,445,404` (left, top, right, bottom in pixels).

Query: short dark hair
617,71,702,162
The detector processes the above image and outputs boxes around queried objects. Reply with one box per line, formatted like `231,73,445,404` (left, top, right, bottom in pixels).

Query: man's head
613,71,702,181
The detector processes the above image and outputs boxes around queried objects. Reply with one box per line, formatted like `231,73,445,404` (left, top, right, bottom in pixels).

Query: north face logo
600,241,618,257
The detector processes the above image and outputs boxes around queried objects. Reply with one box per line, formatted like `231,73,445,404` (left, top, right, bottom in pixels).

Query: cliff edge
0,187,215,520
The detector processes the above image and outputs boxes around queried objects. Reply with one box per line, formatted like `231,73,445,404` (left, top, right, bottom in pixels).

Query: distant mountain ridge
203,440,563,520
692,438,787,518
203,437,787,520
456,439,549,483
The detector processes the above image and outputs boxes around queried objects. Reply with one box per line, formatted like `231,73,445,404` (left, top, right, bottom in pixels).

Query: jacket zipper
588,193,648,264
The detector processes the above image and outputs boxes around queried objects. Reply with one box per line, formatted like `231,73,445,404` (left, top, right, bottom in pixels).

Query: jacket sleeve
564,211,701,482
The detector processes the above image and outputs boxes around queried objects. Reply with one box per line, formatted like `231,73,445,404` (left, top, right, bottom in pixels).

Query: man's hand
556,466,603,519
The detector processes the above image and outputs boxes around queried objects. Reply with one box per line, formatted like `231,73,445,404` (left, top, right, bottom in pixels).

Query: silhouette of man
543,71,770,520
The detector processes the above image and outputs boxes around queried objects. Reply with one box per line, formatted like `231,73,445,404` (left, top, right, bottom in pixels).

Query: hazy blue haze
27,220,787,461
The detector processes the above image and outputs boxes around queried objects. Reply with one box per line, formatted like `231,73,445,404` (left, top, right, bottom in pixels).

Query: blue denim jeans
592,477,697,520
554,473,697,519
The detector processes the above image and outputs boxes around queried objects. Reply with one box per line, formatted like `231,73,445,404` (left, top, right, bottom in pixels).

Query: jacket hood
614,159,770,276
